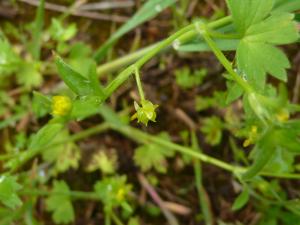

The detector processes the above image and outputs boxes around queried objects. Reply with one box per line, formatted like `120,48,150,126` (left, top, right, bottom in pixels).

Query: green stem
111,211,125,225
108,123,300,180
103,16,232,100
105,209,112,225
111,124,238,173
96,44,157,76
30,0,45,60
20,189,99,200
195,22,253,94
191,132,213,225
134,68,145,101
8,123,110,173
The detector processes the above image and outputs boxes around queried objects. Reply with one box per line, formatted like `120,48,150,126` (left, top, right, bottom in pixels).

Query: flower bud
131,100,159,126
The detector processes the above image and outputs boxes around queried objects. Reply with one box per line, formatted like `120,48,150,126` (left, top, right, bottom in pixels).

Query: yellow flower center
52,96,72,116
243,125,258,147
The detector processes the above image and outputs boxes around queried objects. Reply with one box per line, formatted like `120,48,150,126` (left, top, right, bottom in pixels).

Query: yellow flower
116,188,125,202
52,95,72,116
276,110,289,122
243,126,258,147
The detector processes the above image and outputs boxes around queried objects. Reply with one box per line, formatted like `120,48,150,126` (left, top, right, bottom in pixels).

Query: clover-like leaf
0,176,22,209
46,180,75,224
134,132,174,173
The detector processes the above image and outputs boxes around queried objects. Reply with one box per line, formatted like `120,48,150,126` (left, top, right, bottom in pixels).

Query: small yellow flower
276,110,289,122
243,126,258,147
116,188,125,202
52,95,72,116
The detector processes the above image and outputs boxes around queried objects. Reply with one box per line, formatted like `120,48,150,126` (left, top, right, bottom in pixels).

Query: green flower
131,100,159,126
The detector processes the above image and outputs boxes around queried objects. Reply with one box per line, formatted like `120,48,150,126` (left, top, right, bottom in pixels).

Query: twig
17,0,128,22
138,173,179,225
174,108,196,130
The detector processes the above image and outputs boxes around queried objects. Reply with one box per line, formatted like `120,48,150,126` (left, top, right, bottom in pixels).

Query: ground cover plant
0,0,300,224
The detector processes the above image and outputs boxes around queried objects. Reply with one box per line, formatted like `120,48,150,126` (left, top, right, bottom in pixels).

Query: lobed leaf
226,0,274,33
242,128,276,180
0,176,22,209
46,180,74,224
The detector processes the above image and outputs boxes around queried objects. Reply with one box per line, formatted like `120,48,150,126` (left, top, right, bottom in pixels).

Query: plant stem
97,44,157,76
108,123,300,180
30,0,45,60
111,124,238,173
102,16,232,100
20,189,99,200
111,211,125,225
105,210,112,225
8,123,110,173
134,68,145,101
195,22,253,94
191,132,213,225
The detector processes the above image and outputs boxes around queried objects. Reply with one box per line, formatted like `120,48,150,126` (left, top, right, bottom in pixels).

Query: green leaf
245,13,299,45
134,132,174,173
32,91,52,118
237,42,290,89
263,147,295,174
87,62,105,97
46,180,74,224
228,0,299,91
274,0,300,13
200,116,223,146
284,199,300,216
29,123,64,150
70,95,103,120
55,55,101,96
226,82,244,104
93,0,176,62
175,67,207,89
49,18,77,42
243,128,278,180
86,151,117,175
98,104,127,127
5,122,64,170
236,13,298,90
17,62,42,88
28,0,45,60
0,176,22,209
0,36,20,76
42,129,80,174
128,217,140,225
226,0,275,33
232,187,250,211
